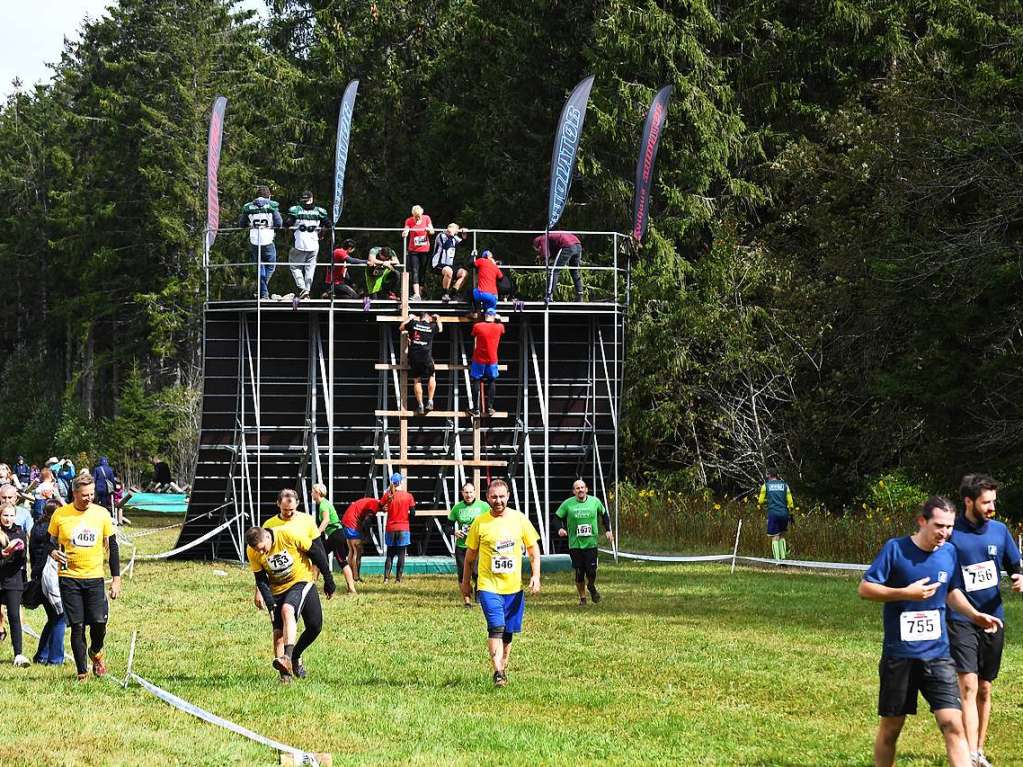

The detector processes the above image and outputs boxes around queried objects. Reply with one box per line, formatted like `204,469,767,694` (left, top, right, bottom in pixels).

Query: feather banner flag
631,85,671,243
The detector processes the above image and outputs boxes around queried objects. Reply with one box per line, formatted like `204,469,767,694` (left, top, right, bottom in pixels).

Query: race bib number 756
900,609,941,642
963,561,998,593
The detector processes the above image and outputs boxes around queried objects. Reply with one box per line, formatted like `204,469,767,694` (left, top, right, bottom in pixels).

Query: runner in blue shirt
859,496,1002,767
757,469,794,562
948,474,1023,767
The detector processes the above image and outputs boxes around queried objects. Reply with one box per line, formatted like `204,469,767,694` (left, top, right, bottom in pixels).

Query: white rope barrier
599,548,870,571
133,514,242,561
129,671,320,766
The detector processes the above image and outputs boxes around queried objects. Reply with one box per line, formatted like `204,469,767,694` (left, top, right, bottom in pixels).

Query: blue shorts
343,526,361,540
385,531,411,547
472,289,497,312
470,361,500,380
478,590,525,634
767,514,789,536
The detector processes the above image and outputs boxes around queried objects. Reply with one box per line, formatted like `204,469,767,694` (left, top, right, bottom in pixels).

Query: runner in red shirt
381,473,416,582
472,249,503,315
340,496,381,581
470,314,506,417
402,205,435,301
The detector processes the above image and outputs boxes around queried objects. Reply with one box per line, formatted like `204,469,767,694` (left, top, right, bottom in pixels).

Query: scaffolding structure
174,226,626,560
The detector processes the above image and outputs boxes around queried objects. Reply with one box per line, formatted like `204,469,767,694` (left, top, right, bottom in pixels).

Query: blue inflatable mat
124,492,188,514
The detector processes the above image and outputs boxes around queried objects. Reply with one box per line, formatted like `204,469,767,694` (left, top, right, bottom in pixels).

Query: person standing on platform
947,474,1023,767
447,482,490,607
461,479,541,687
431,223,470,303
402,205,434,301
472,249,503,316
381,473,415,583
286,191,328,300
859,496,1002,767
311,483,356,595
340,496,381,582
533,231,583,303
555,479,614,605
400,312,443,415
246,523,335,683
469,312,505,417
239,185,283,300
48,472,121,681
758,469,794,562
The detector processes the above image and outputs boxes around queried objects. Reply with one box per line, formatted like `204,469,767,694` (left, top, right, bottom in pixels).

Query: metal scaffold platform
173,226,626,560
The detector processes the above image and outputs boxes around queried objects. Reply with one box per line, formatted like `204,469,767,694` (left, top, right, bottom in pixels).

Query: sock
284,643,295,659
779,539,789,560
771,540,781,561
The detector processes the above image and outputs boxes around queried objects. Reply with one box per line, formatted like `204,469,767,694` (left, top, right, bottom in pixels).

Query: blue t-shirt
863,536,961,659
948,515,1020,623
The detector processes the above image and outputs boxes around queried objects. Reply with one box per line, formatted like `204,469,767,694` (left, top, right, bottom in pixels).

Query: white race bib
491,556,515,574
576,523,593,537
413,235,428,247
963,561,998,593
900,609,941,642
71,526,99,548
266,551,294,577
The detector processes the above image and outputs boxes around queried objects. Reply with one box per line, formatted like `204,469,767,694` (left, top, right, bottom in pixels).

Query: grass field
4,515,1023,766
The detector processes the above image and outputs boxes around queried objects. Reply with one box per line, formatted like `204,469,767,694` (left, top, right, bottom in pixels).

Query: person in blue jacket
947,474,1023,767
859,495,1002,767
757,469,794,562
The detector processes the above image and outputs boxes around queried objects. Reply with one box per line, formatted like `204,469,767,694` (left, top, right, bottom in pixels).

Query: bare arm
947,589,1003,631
526,542,541,594
461,547,479,598
858,577,937,603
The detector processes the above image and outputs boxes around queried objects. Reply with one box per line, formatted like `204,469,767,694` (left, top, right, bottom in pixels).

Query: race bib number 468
900,609,941,642
963,561,998,593
72,527,99,548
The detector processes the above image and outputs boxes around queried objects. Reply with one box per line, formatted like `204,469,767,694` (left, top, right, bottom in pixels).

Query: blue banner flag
632,85,672,242
332,80,360,225
547,75,595,231
206,96,227,250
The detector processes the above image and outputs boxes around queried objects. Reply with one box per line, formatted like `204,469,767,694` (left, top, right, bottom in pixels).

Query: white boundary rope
133,513,243,561
599,548,870,571
129,671,320,766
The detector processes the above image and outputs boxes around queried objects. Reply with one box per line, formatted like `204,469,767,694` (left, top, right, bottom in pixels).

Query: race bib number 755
900,609,941,642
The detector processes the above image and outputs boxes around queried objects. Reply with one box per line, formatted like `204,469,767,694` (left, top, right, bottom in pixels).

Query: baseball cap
390,472,403,485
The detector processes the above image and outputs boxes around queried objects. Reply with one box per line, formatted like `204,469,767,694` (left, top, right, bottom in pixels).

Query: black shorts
569,547,599,576
455,547,478,583
59,577,108,625
408,352,435,379
269,581,315,632
326,529,348,562
878,656,961,717
949,620,1005,682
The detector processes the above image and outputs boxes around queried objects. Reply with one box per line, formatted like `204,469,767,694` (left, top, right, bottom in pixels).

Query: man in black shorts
859,496,1002,767
400,311,443,415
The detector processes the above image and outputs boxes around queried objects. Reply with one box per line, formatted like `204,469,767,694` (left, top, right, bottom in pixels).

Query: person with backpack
92,457,117,512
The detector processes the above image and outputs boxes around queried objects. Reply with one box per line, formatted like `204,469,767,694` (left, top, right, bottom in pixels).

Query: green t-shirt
448,500,491,549
318,499,341,537
555,495,606,549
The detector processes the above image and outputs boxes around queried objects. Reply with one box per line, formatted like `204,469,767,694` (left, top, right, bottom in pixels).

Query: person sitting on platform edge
533,231,583,303
324,239,369,299
473,249,503,317
364,246,401,303
470,311,504,417
431,223,470,303
286,191,328,301
400,312,444,415
239,186,283,300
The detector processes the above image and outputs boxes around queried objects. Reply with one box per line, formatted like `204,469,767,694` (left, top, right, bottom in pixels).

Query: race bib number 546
900,610,941,642
491,556,515,574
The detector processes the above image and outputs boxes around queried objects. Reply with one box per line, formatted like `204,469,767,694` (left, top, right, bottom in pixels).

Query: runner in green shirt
555,479,614,605
312,483,356,594
448,482,491,607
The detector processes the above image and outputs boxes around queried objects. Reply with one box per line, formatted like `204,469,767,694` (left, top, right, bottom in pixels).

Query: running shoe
13,654,31,668
487,404,496,417
976,753,994,767
411,293,422,301
416,403,425,416
579,597,587,606
278,673,292,685
425,400,434,413
442,293,450,303
388,292,399,300
588,584,602,603
91,653,107,677
299,289,310,300
76,672,89,682
463,598,472,608
272,656,293,676
294,661,307,679
493,670,508,688
468,405,480,417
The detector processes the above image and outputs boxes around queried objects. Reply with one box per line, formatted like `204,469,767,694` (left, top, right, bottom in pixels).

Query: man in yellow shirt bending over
461,478,541,687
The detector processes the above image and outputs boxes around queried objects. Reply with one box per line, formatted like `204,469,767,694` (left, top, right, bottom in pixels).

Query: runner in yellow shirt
48,472,122,681
462,479,541,687
246,520,335,683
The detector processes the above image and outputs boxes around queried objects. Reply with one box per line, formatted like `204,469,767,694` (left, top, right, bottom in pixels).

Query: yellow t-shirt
247,526,314,596
263,511,320,540
47,503,115,580
465,509,540,595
